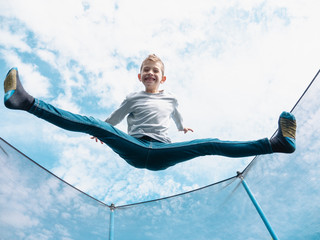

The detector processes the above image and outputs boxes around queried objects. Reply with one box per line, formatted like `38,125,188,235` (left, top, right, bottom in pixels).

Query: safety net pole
237,172,279,240
109,204,115,240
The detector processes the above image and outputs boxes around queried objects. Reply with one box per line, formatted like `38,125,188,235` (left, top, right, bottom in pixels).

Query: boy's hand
91,136,103,144
183,127,194,134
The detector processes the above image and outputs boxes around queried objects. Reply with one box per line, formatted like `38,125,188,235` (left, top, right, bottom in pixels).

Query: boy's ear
138,73,141,81
161,76,167,83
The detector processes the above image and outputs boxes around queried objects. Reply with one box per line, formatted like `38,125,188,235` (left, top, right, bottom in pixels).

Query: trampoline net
0,138,110,239
1,69,320,240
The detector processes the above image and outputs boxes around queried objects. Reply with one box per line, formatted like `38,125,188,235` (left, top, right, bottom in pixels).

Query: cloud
0,0,320,207
0,49,51,98
0,22,31,52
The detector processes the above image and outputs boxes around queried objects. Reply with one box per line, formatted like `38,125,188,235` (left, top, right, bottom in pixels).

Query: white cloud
0,24,31,52
0,0,320,206
0,49,51,98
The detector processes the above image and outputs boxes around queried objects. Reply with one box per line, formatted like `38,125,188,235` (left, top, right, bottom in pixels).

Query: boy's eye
143,66,160,74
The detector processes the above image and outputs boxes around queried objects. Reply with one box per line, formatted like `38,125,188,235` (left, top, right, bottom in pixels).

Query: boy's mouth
144,76,155,81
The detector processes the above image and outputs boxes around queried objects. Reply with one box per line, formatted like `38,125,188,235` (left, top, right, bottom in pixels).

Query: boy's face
138,60,166,93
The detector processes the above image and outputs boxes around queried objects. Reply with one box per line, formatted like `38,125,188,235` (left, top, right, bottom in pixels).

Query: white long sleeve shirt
105,90,184,143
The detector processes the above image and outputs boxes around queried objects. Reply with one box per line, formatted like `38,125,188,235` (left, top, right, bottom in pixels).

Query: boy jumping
3,54,296,171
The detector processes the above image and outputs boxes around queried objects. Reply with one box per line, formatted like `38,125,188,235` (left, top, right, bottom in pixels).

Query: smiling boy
100,55,193,145
138,56,191,132
3,54,296,170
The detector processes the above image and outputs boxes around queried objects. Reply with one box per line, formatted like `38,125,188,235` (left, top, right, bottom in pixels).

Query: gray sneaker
270,111,296,153
4,68,34,110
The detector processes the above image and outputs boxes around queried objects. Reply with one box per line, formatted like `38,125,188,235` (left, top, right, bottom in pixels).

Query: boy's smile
138,61,166,93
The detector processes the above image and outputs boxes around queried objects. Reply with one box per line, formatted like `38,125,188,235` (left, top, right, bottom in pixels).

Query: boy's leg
146,112,296,170
29,99,150,168
146,138,273,170
3,68,149,169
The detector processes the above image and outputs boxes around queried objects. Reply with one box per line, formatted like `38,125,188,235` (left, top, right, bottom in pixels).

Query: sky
0,0,319,206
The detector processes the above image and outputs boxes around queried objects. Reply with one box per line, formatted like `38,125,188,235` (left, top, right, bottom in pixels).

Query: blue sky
0,0,319,206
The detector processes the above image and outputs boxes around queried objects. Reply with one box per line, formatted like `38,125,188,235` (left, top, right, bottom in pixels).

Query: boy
3,54,296,171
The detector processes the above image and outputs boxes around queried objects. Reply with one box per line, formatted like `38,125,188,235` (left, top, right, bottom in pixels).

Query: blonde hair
140,54,165,76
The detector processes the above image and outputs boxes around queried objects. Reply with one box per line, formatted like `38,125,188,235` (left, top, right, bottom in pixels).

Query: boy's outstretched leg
4,68,34,110
270,111,296,153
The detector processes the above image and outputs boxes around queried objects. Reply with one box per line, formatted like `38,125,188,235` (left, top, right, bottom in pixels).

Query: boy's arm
172,100,193,134
105,98,131,126
91,98,131,144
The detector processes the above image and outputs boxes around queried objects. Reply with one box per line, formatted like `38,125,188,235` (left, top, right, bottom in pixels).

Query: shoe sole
279,111,296,139
280,118,296,139
4,68,18,93
4,68,18,102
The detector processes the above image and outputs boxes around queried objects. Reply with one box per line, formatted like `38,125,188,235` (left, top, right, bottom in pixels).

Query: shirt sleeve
171,99,184,131
105,97,131,126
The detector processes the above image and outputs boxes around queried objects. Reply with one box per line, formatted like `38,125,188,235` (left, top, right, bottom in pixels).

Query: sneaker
270,111,296,153
4,68,34,110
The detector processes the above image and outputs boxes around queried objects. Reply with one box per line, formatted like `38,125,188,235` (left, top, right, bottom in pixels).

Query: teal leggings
29,99,273,171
